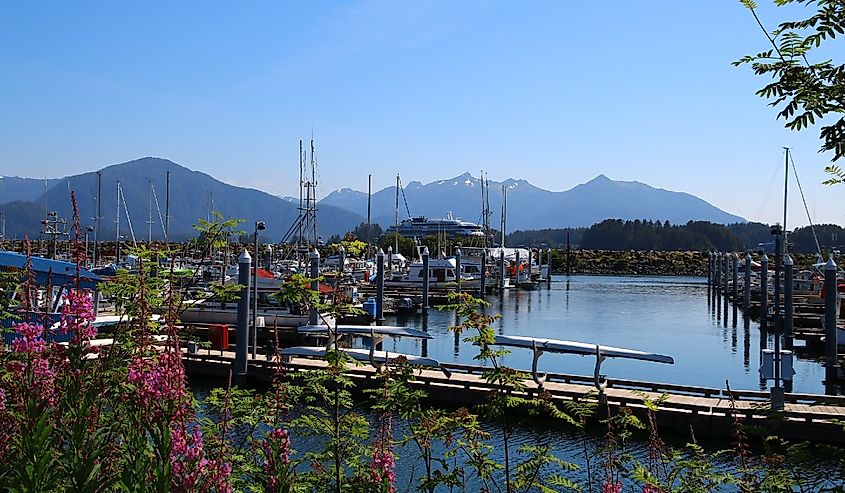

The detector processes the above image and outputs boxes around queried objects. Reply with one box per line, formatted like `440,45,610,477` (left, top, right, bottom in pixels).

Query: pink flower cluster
370,449,397,493
170,424,232,492
9,322,58,405
642,485,663,493
0,388,6,413
602,481,622,493
59,289,96,343
262,427,292,491
127,351,187,420
11,322,47,354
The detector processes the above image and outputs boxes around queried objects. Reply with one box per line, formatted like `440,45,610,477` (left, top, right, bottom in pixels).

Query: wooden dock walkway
183,350,845,443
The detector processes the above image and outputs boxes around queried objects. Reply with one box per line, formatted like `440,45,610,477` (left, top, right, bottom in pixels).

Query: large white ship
385,212,484,238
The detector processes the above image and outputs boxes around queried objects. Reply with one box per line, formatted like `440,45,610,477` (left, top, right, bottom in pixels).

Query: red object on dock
209,324,229,350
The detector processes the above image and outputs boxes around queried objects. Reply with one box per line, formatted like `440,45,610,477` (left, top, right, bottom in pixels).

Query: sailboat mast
115,181,121,261
311,139,317,246
367,174,372,245
164,170,170,241
395,174,400,254
298,140,303,256
500,184,507,247
783,147,790,250
148,179,153,243
94,171,101,268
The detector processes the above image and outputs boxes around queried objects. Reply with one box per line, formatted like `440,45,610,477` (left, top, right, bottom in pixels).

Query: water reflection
383,275,829,393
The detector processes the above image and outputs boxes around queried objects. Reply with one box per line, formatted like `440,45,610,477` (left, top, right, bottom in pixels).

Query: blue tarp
0,251,100,290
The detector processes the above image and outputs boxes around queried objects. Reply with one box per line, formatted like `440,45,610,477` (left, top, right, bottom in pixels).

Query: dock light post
499,249,506,291
479,249,486,296
547,248,553,286
744,253,752,313
376,248,385,323
784,253,794,346
771,226,784,409
422,247,430,309
760,254,769,331
309,248,320,326
338,244,345,276
824,257,838,370
515,249,521,284
252,221,265,359
455,247,462,294
235,249,251,377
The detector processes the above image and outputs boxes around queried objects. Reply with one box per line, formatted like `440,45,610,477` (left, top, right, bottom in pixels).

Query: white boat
383,257,475,289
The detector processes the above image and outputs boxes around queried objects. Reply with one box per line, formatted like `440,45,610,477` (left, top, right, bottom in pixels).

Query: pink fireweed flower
643,485,664,493
127,351,189,420
602,481,622,493
262,427,292,491
59,288,96,342
170,424,232,492
11,322,46,354
370,449,397,493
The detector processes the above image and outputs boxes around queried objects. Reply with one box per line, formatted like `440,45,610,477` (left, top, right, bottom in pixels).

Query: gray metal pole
455,247,462,294
387,246,393,278
784,253,794,339
338,245,345,276
376,248,385,323
309,249,320,325
707,251,712,287
515,249,521,284
773,234,783,391
252,231,259,359
235,250,251,376
422,247,430,308
713,252,722,299
547,248,552,286
760,254,769,330
824,257,838,367
723,253,730,299
744,253,752,312
479,249,486,296
732,253,739,302
499,249,505,290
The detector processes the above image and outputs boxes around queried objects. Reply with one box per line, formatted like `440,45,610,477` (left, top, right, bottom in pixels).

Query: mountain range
0,158,363,242
319,172,745,231
0,158,745,241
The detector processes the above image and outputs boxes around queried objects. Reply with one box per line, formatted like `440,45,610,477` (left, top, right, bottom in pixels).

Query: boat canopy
0,251,100,289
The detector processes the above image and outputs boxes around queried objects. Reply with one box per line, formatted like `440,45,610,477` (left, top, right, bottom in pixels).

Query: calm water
189,275,844,489
381,275,829,395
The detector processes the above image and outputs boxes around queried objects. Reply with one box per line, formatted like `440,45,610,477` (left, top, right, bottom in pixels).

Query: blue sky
1,1,842,227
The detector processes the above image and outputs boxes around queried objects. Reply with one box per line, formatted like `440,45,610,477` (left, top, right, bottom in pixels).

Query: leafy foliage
736,0,845,164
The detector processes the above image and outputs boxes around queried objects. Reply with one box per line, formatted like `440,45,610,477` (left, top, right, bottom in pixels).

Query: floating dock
182,350,845,443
